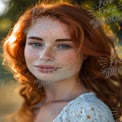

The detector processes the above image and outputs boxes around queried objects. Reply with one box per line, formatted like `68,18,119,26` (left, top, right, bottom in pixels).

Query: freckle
87,115,91,119
91,108,94,111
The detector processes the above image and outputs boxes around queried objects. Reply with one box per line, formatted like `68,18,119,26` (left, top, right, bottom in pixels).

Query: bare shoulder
35,101,69,122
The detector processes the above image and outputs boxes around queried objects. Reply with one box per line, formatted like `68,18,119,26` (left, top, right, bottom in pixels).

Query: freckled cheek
58,53,80,65
24,48,39,60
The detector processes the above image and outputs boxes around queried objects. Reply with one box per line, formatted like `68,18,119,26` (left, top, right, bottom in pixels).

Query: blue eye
57,44,71,49
29,43,43,48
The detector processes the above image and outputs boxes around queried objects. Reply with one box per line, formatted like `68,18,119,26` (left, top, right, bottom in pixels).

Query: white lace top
51,92,115,122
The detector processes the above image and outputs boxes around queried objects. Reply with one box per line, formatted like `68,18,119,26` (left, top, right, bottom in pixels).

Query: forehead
26,16,70,38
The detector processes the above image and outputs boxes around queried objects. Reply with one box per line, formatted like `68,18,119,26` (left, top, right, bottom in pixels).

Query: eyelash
28,42,72,49
57,44,72,49
29,43,43,47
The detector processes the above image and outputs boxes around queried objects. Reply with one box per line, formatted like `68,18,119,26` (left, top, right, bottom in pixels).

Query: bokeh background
0,0,122,121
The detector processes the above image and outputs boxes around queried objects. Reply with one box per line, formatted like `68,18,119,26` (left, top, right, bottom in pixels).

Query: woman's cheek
59,52,78,64
25,49,38,60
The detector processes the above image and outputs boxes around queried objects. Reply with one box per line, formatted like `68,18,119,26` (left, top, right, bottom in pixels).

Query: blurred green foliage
0,0,39,41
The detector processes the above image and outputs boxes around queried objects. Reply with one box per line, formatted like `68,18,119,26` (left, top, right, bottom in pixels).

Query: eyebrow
27,36,72,42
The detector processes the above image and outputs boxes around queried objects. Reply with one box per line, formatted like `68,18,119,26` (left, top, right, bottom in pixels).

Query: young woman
2,1,122,122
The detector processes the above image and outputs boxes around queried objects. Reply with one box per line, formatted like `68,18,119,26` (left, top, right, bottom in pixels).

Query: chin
33,70,76,84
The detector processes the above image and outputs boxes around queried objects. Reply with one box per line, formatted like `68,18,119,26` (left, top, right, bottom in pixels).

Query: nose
39,46,55,62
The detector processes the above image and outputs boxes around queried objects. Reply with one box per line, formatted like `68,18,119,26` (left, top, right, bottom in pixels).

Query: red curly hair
2,2,122,122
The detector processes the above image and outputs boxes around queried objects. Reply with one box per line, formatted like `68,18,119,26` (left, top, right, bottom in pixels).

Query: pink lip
34,65,61,73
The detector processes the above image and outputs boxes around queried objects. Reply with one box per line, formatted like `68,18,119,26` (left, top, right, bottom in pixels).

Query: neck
43,77,89,103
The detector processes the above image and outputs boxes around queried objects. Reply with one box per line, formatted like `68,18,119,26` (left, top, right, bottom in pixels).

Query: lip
34,65,61,73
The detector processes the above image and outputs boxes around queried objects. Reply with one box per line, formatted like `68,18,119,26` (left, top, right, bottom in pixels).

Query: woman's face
24,17,85,84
